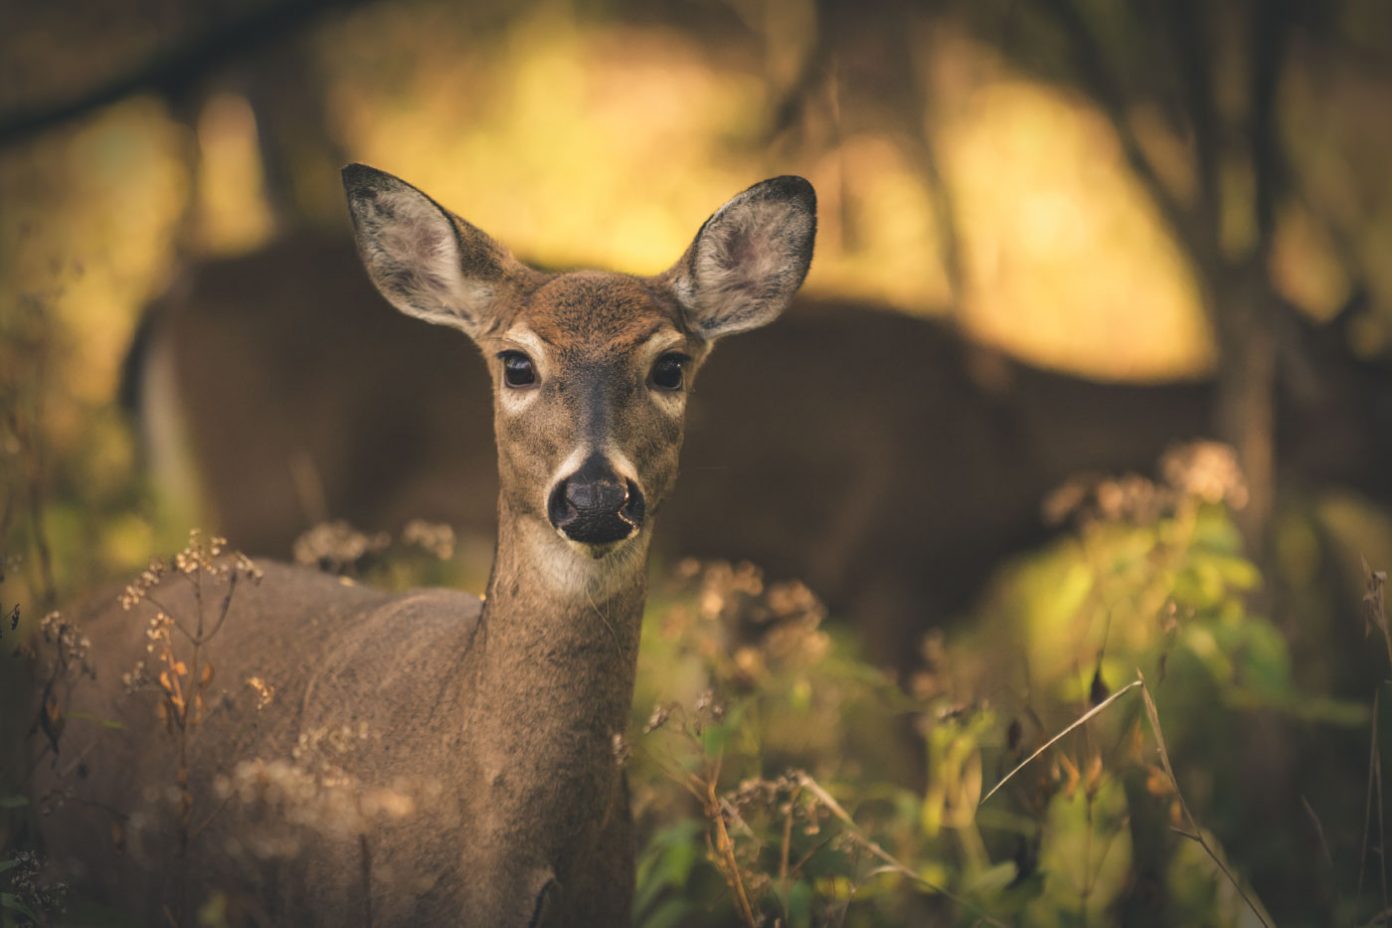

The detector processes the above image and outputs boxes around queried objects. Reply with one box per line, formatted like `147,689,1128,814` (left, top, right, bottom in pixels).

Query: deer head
343,164,816,586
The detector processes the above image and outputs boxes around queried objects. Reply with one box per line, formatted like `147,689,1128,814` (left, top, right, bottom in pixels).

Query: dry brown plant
115,529,262,918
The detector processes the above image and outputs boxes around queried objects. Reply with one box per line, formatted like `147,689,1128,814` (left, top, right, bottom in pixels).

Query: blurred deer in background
39,166,817,925
125,230,1391,672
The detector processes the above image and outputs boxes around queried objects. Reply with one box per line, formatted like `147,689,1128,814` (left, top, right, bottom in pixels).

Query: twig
1360,682,1388,909
979,679,1142,806
202,570,239,644
1359,904,1392,928
635,734,706,803
0,0,373,147
779,783,798,885
1381,707,1390,919
786,832,838,884
1300,795,1334,874
1034,0,1201,260
1138,672,1275,928
796,773,1009,928
190,792,236,839
144,593,197,644
705,755,758,927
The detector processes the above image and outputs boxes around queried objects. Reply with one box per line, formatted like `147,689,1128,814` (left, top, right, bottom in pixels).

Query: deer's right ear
342,164,526,337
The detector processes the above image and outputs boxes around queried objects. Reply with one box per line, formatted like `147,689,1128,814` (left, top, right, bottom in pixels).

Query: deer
123,227,1391,672
34,165,817,925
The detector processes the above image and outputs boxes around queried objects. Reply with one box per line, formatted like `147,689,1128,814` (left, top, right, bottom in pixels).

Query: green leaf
994,870,1047,912
656,831,698,888
964,860,1018,895
634,820,702,918
635,897,691,928
783,879,814,928
1191,507,1245,553
67,711,126,730
0,892,39,921
1209,553,1261,591
699,705,746,757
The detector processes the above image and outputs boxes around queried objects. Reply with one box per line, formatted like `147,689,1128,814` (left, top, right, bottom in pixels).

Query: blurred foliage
0,99,191,611
623,445,1376,926
3,454,1390,925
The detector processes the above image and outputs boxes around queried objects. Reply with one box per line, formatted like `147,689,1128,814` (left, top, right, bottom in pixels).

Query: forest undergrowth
2,428,1389,927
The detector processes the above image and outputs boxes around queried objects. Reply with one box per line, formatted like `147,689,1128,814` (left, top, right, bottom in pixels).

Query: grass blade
1138,672,1274,928
979,678,1142,807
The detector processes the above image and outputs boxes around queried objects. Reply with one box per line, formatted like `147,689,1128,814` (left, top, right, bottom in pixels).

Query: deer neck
465,499,648,843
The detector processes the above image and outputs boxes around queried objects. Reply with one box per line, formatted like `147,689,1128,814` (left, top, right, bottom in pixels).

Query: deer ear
342,163,528,337
665,176,817,339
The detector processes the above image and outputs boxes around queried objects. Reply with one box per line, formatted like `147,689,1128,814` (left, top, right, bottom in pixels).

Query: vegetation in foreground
626,443,1374,927
3,441,1388,926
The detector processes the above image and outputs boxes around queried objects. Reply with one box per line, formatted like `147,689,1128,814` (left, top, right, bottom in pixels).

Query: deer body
37,167,817,925
47,560,638,924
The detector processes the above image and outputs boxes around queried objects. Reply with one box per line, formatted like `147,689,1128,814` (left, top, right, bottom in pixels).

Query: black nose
547,455,646,544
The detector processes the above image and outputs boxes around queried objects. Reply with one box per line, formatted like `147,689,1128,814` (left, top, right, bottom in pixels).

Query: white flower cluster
401,519,457,560
38,610,90,663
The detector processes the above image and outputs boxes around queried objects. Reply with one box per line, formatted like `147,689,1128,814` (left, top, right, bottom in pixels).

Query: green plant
0,851,65,927
628,443,1366,926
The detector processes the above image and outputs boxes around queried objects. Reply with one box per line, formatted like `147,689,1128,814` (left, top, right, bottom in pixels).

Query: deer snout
547,454,646,546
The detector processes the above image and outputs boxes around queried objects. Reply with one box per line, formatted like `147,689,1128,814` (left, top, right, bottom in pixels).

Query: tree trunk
1211,259,1278,560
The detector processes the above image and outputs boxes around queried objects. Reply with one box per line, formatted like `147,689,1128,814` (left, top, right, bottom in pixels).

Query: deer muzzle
547,453,646,546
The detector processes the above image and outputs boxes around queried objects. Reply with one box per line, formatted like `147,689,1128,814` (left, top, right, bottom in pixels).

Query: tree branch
1249,0,1296,261
763,0,834,144
1162,0,1221,248
1034,0,1201,261
897,17,966,308
0,0,371,148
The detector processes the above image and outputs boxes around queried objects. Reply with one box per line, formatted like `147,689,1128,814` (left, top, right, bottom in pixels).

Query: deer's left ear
663,176,817,339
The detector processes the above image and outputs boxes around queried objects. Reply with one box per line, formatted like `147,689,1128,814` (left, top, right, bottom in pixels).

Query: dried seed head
643,702,672,734
246,676,276,710
611,732,630,767
401,519,457,560
292,520,390,573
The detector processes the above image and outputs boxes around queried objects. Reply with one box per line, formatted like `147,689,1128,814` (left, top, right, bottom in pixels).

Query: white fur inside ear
678,190,815,338
353,186,490,332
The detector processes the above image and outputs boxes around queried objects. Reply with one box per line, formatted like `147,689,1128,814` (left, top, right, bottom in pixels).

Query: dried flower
122,660,150,693
293,520,390,573
643,702,672,734
612,732,630,767
246,676,276,710
401,519,456,560
120,558,166,610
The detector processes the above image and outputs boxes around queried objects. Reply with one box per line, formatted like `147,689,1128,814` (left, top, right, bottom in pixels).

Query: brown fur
35,168,816,925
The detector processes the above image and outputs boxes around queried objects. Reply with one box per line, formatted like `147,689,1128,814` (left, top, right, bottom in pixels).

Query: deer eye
499,351,537,388
649,353,687,392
